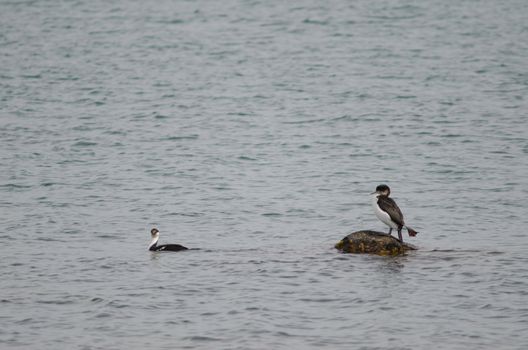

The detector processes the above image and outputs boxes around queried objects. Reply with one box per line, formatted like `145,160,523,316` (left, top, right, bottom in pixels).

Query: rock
335,230,417,256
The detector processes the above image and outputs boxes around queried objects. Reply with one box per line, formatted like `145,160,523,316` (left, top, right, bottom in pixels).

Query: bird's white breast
149,235,159,249
372,195,398,229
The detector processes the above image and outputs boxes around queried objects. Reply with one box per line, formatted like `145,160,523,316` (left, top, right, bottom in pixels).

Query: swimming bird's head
371,184,390,197
151,228,159,237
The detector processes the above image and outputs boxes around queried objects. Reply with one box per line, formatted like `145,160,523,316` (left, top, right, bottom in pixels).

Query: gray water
1,0,528,349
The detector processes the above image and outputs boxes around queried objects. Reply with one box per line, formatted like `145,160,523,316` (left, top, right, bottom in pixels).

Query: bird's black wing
377,196,405,226
157,244,188,252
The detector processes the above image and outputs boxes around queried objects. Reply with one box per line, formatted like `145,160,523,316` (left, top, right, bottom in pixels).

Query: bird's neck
149,235,159,250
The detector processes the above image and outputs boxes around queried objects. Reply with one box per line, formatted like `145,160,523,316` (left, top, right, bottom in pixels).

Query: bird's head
371,184,391,197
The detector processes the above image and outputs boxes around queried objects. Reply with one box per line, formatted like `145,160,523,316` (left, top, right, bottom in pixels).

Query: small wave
302,18,329,25
262,212,282,217
275,331,294,337
282,118,326,125
0,183,31,189
200,312,219,316
15,318,34,325
166,212,204,217
164,135,198,141
72,141,98,147
298,298,341,303
37,299,75,305
97,234,116,239
36,237,64,242
182,336,222,342
21,74,42,79
428,249,492,254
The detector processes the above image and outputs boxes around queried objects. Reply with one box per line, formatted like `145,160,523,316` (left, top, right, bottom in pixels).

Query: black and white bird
148,228,188,252
371,184,418,242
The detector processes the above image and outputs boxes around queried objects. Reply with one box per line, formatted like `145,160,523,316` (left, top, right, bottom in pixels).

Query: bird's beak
370,191,377,195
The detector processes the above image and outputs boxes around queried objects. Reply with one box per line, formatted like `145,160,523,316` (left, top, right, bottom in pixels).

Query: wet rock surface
335,230,417,256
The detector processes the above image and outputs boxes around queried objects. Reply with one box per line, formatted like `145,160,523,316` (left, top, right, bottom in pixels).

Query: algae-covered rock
335,230,417,256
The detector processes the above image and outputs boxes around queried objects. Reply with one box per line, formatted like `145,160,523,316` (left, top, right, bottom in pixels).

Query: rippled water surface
1,0,528,349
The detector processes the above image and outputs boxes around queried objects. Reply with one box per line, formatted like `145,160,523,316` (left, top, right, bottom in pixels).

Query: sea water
1,1,527,349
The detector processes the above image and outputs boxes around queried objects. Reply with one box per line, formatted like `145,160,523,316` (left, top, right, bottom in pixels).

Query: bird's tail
405,226,418,237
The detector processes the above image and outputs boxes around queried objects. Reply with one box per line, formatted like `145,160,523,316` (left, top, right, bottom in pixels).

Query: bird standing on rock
371,184,418,242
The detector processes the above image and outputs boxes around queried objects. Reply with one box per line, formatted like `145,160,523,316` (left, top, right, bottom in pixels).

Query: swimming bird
148,228,188,252
371,184,418,242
